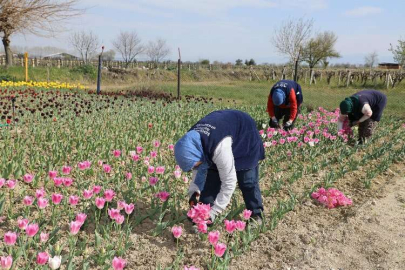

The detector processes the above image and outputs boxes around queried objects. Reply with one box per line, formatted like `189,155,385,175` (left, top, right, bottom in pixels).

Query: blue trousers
199,165,264,216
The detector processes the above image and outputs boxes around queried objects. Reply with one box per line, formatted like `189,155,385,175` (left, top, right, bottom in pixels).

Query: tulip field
0,86,404,269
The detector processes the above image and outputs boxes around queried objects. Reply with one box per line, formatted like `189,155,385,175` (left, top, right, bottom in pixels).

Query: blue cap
174,130,204,172
272,88,286,106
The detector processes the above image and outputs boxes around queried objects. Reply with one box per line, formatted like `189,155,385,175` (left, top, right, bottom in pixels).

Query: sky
11,0,405,64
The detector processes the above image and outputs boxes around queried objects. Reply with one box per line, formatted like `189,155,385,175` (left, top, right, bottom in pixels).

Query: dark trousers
199,165,263,216
358,119,377,143
274,106,300,125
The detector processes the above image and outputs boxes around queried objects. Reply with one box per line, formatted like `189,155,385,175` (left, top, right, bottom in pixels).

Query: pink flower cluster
187,204,211,233
311,187,353,209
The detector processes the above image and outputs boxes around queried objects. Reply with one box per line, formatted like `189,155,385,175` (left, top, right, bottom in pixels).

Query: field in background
1,66,404,117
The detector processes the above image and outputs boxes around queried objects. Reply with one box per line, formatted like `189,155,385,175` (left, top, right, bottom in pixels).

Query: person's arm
187,170,200,198
337,114,346,131
267,94,276,121
288,88,298,123
211,137,237,214
358,104,372,123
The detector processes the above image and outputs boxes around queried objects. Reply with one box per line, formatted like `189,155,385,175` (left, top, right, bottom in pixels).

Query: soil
229,166,405,270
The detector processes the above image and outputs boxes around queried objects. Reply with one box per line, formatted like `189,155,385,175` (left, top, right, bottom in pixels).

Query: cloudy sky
11,0,405,64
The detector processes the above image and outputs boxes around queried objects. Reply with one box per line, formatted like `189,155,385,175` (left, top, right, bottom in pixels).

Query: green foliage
235,59,243,65
389,38,405,66
71,64,97,78
200,59,210,65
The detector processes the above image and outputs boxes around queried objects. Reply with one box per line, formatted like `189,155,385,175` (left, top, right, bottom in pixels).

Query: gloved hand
269,118,280,128
349,120,358,127
283,120,293,131
208,208,219,224
188,192,200,208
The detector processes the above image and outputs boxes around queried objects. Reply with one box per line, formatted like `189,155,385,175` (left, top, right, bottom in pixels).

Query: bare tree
69,31,99,64
0,0,81,66
364,51,378,70
145,38,170,64
272,17,314,64
302,31,340,73
112,31,143,68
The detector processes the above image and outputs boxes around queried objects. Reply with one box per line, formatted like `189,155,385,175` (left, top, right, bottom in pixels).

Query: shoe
248,214,263,228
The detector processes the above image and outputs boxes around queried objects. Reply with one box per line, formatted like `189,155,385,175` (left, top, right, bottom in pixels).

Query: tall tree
145,38,170,64
389,38,405,67
302,31,340,73
0,0,81,66
112,31,143,68
272,17,314,64
364,51,378,70
69,31,99,64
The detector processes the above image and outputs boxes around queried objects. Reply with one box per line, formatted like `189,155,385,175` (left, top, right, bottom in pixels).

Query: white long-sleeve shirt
337,103,373,130
188,136,237,214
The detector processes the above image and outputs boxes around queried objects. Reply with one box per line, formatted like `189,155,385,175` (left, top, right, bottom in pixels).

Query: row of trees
69,31,170,67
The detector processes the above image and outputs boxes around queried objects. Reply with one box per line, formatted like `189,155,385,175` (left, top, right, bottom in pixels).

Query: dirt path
230,167,405,270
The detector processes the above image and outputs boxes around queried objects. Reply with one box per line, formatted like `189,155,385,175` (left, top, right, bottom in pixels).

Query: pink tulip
115,214,125,225
108,208,121,220
147,165,155,174
171,226,182,239
4,231,17,246
103,164,112,173
63,178,73,187
153,140,160,148
51,194,63,205
149,177,158,186
53,177,63,187
136,146,143,154
235,220,246,231
197,222,208,234
112,256,126,270
155,191,170,202
17,218,29,230
48,171,57,179
26,223,39,237
124,203,134,215
69,195,80,206
76,213,87,224
62,166,72,175
104,189,115,202
214,243,227,257
224,220,236,234
131,154,140,162
156,166,165,174
168,144,174,151
40,232,49,243
184,266,199,270
69,221,82,235
150,151,157,158
36,252,49,265
117,200,126,210
6,180,16,189
183,176,189,183
23,196,34,206
95,197,106,209
242,209,252,220
83,189,93,199
141,176,146,182
113,149,121,157
125,172,132,180
37,197,49,209
0,178,4,188
0,255,12,269
208,230,220,245
93,185,102,194
173,170,181,179
98,160,103,166
23,174,34,183
35,188,46,198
